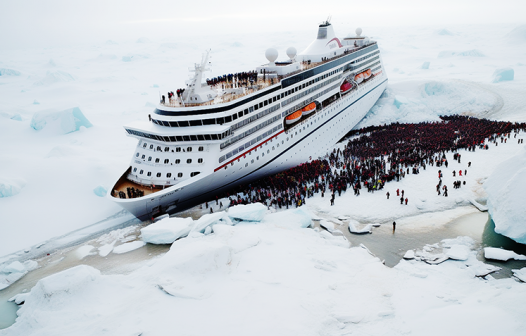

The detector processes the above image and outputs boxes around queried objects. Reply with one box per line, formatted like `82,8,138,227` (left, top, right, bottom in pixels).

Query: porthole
167,173,172,178
267,150,270,154
148,157,152,162
245,163,248,167
143,143,147,148
187,147,192,152
156,146,161,151
187,159,192,164
175,159,180,164
133,167,137,172
136,153,139,157
176,147,181,152
147,172,151,176
155,158,160,163
142,154,146,159
178,173,183,177
251,159,254,164
140,170,144,174
150,145,153,149
164,159,169,164
156,172,161,178
198,158,203,163
198,146,204,151
164,147,169,152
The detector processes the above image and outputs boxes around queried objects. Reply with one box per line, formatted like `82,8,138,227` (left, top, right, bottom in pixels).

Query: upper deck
158,42,377,111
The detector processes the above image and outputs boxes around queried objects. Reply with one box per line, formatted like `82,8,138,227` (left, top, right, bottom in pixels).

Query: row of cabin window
350,50,380,65
281,69,342,107
128,129,229,142
142,143,204,152
152,95,281,128
136,153,204,164
132,168,200,178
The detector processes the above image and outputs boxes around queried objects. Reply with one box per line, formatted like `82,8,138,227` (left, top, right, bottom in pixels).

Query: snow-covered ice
112,241,146,254
227,203,268,221
30,107,92,134
484,147,526,244
512,267,526,282
492,68,514,83
484,247,526,261
141,217,194,244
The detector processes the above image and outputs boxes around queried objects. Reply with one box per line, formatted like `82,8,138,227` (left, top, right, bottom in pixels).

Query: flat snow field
1,22,526,335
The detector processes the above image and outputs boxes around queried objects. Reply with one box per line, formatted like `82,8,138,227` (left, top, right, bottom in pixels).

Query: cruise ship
110,21,388,220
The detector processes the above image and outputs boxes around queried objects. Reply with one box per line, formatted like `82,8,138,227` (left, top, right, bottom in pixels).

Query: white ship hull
112,74,388,220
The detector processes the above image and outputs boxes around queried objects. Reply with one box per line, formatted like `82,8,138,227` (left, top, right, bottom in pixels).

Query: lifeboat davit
363,69,372,79
302,102,316,116
285,110,302,124
340,81,352,94
354,73,364,84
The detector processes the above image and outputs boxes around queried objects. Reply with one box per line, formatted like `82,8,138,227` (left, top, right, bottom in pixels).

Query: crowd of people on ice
206,116,526,212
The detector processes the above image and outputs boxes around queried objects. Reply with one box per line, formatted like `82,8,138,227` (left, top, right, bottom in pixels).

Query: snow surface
484,146,526,244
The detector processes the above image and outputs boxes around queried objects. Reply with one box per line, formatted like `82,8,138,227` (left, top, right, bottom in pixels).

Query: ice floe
30,107,93,134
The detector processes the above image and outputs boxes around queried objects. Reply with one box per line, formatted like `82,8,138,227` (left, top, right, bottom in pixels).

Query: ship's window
190,135,197,141
190,120,201,126
178,173,183,177
150,145,153,149
264,100,268,106
187,159,192,164
216,117,224,125
190,172,200,177
169,136,176,142
251,159,254,164
133,167,137,172
179,121,189,127
232,114,238,120
164,147,169,152
175,159,180,164
167,173,172,178
198,146,204,151
273,97,276,102
211,134,218,140
155,158,160,163
183,136,190,141
176,147,181,152
249,107,254,113
136,153,139,157
225,116,232,122
245,163,248,167
239,111,244,118
197,158,203,164
197,135,205,141
143,143,147,148
280,93,284,98
141,154,146,159
140,170,144,174
156,172,161,178
164,159,169,164
148,156,152,161
203,118,215,125
147,171,151,176
205,134,212,140
187,147,192,152
156,146,161,151
254,104,258,111
267,150,270,154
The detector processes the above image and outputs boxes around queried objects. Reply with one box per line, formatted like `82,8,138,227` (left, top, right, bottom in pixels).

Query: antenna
327,15,332,24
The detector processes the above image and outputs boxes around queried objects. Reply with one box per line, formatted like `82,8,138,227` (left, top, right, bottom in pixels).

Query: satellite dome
265,48,278,64
356,28,362,37
286,47,297,60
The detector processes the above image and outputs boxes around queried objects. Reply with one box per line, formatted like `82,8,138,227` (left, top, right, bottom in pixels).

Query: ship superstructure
110,21,388,219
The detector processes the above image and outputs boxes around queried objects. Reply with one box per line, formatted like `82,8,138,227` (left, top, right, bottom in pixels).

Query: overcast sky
0,0,525,48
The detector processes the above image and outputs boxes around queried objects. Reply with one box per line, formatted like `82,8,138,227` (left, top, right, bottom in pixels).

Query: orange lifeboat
354,73,364,84
302,102,316,116
340,81,352,94
363,69,372,79
285,110,302,125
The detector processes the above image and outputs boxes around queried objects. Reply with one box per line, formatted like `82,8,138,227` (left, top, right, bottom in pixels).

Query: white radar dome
356,27,362,37
265,48,278,64
286,47,297,60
